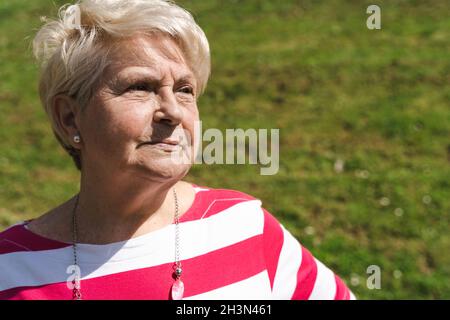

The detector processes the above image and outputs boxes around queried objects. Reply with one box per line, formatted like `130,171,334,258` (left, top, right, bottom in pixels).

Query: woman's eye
126,83,151,92
178,86,194,95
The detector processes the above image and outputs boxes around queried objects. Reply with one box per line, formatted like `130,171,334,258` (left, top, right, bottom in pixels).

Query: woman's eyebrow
176,74,197,86
120,72,196,86
122,74,160,82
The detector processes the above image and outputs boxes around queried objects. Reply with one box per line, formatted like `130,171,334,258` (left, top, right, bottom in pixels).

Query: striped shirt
0,185,355,300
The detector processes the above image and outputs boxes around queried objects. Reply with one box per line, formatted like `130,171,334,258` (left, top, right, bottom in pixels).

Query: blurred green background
0,0,449,299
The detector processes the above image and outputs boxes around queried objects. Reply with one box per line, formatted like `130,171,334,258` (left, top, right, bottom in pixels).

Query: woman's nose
153,88,183,125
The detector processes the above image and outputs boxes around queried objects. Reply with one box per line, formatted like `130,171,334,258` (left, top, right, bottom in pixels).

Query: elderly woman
0,0,354,300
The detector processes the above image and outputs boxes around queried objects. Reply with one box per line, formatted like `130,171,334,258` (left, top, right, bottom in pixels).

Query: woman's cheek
109,103,151,136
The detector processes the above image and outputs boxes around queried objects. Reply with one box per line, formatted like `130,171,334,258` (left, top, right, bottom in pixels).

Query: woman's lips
139,139,182,151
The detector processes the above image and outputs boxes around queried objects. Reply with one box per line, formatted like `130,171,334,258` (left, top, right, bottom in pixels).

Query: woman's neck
27,177,195,245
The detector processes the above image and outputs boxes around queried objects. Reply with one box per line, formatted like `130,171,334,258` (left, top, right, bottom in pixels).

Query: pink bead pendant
171,279,184,300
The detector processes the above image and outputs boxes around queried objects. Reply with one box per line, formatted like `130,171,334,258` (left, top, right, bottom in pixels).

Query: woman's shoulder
0,222,31,254
189,184,288,238
184,183,264,222
0,220,68,255
191,183,260,202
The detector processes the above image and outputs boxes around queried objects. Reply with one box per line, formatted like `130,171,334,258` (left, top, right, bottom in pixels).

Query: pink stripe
333,274,351,300
291,246,318,300
0,225,69,254
177,187,258,222
262,209,283,289
196,189,257,220
0,235,265,300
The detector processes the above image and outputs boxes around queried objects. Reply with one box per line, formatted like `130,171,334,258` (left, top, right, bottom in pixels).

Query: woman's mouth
139,139,182,151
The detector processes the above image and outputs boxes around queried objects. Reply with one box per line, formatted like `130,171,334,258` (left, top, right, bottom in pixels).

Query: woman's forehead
111,35,187,67
106,34,193,78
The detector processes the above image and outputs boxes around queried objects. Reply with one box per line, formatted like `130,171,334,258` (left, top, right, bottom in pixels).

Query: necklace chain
71,193,81,300
173,188,182,277
71,188,181,300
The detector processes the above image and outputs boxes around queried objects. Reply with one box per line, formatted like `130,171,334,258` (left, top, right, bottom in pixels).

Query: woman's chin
135,157,191,180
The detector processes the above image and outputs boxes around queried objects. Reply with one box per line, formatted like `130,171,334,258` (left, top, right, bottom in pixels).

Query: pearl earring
73,135,81,143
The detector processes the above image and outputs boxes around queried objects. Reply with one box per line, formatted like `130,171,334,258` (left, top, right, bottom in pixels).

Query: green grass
0,0,449,299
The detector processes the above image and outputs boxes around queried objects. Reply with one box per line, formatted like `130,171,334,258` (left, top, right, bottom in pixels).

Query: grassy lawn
0,0,449,299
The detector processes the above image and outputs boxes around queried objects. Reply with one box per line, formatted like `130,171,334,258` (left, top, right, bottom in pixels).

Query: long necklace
70,188,184,300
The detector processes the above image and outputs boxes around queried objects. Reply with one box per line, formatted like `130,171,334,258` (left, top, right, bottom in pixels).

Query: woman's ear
52,94,82,149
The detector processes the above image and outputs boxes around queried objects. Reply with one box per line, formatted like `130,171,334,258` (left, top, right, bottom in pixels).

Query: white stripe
308,258,337,300
271,226,302,299
193,186,209,193
350,291,357,300
184,271,272,300
0,200,264,292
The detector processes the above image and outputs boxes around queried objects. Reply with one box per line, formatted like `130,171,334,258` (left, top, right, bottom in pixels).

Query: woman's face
77,34,198,181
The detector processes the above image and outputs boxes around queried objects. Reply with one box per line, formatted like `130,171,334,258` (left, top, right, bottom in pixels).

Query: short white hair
32,0,211,170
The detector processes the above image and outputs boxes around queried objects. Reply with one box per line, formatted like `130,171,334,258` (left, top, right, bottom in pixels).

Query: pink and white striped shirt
0,185,355,300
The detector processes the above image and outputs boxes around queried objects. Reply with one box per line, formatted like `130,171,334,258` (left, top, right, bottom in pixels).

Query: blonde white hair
33,0,211,170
